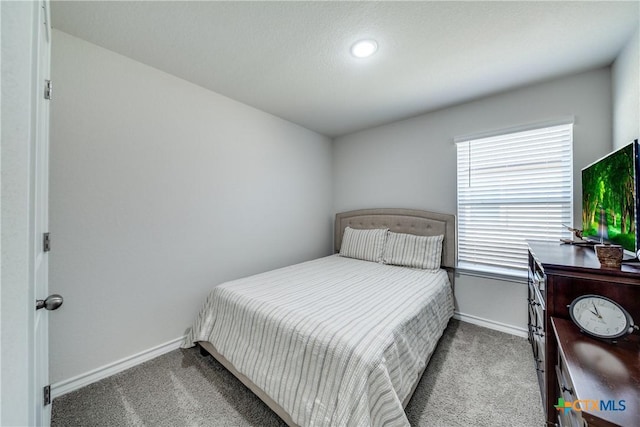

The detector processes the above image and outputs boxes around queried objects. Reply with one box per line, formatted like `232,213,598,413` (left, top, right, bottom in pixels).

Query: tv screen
582,140,639,254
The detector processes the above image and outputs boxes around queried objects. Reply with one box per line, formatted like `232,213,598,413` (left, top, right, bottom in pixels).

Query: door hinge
43,233,50,252
44,80,52,100
43,385,51,406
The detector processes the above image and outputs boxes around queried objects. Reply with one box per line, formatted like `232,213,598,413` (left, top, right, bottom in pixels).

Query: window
456,123,573,275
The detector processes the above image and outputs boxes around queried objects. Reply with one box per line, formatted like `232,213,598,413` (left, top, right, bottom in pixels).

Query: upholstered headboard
334,208,456,270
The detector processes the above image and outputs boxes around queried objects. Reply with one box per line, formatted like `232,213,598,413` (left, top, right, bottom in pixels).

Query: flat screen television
581,139,640,256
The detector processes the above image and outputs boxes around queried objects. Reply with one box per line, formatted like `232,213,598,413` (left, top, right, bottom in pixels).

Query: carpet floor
52,320,545,426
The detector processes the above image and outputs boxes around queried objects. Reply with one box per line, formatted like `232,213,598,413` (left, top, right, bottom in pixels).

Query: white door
33,1,56,425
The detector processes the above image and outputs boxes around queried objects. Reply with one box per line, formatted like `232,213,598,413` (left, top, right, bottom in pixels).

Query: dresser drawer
532,280,545,311
533,329,545,369
527,280,545,373
532,268,546,293
528,282,545,333
528,304,538,339
555,363,587,427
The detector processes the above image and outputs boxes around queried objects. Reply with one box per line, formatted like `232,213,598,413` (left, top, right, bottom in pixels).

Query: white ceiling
51,1,639,138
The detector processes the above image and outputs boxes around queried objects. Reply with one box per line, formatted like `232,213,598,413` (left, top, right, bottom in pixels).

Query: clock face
569,295,632,339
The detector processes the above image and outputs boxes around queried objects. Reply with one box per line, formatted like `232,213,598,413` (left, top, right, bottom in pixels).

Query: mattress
183,254,454,426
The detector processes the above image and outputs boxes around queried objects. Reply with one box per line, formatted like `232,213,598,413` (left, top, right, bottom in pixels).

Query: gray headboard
334,208,456,270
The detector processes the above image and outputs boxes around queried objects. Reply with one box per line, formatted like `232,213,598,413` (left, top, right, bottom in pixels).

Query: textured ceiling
51,1,639,137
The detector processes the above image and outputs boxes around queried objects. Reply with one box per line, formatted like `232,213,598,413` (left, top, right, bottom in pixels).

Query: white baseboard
453,311,528,338
51,335,185,399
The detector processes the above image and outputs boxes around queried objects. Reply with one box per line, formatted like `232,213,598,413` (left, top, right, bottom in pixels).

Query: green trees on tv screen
582,144,636,251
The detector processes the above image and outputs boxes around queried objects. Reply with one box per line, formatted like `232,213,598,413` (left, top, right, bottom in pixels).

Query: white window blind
456,123,573,273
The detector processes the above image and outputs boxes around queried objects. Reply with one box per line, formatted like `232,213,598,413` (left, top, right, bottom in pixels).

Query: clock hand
588,308,599,317
591,302,602,319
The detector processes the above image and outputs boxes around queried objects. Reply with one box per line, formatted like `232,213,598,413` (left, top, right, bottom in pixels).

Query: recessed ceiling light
350,40,378,58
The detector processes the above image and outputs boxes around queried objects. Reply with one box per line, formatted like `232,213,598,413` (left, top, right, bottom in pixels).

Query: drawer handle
561,384,574,395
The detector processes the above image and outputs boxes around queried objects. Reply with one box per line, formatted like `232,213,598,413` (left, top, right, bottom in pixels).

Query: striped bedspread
183,255,453,426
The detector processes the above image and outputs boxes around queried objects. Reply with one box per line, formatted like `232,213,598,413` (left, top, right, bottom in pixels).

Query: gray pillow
339,227,388,263
383,232,443,269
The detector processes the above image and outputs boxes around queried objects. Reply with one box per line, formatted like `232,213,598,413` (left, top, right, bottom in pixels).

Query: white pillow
383,232,444,269
339,227,388,263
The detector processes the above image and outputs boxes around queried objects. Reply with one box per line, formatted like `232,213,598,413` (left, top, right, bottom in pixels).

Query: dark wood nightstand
552,317,640,427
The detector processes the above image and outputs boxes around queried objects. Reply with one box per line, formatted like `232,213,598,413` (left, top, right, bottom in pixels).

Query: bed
183,208,456,426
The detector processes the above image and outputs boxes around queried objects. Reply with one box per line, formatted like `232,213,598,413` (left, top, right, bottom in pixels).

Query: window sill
455,263,527,284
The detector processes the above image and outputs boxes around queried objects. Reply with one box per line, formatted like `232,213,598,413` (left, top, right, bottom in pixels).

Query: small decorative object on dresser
562,224,586,241
568,294,638,340
594,244,624,268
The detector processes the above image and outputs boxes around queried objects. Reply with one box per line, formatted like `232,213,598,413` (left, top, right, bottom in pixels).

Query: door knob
36,294,63,311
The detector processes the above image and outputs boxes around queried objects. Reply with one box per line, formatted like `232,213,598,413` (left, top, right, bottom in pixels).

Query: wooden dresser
527,242,640,426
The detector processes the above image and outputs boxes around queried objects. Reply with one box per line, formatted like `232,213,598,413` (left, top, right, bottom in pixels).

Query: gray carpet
52,320,545,426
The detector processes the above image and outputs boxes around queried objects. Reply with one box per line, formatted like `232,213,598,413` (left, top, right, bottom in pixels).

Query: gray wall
49,30,333,383
333,68,612,331
612,26,639,149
